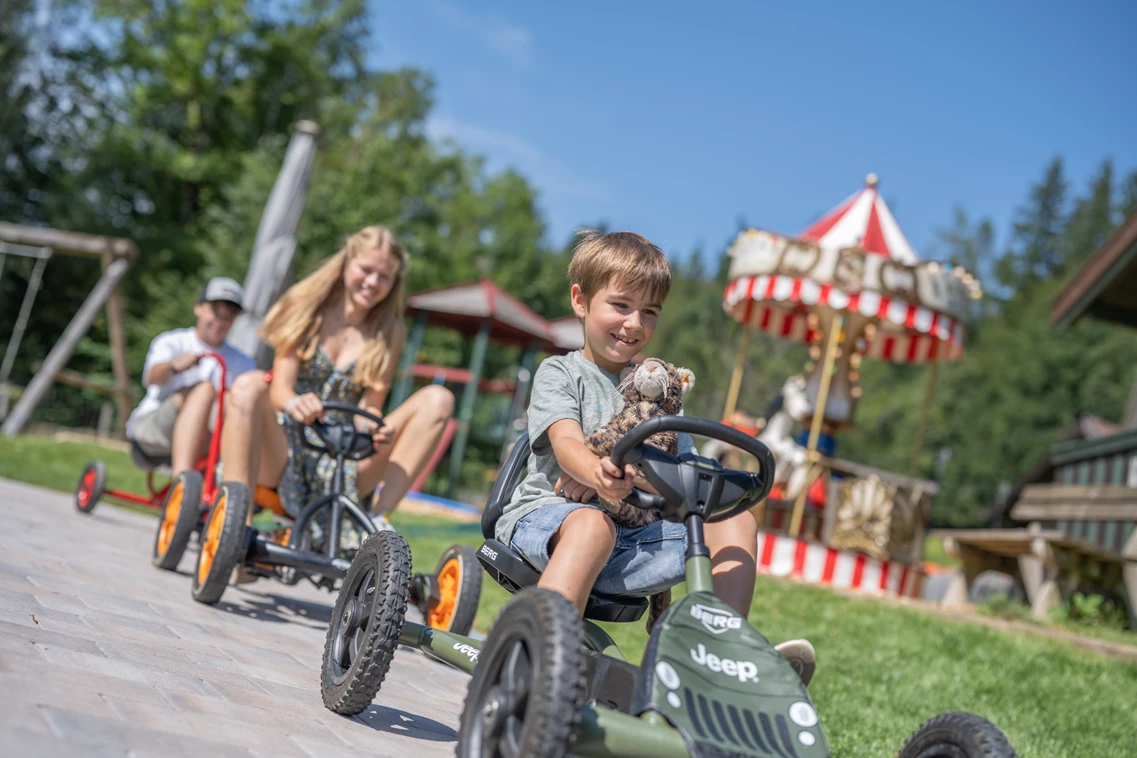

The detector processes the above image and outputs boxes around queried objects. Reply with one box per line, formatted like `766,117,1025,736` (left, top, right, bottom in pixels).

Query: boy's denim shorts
509,501,687,597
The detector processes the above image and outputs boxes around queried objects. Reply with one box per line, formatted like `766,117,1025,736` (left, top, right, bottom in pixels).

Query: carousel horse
704,375,812,499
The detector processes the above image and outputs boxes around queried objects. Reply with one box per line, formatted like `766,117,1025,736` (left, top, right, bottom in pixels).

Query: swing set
0,222,137,437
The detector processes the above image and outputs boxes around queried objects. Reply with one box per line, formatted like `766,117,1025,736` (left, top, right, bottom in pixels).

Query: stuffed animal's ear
675,367,696,395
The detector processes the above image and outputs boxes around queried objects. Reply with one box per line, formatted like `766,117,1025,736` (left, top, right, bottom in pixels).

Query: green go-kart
319,415,1017,758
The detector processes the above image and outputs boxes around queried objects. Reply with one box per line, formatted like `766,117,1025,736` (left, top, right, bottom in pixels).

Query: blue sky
368,1,1137,266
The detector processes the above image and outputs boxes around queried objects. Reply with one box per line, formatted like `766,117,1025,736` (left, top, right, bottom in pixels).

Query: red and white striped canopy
800,174,919,265
723,175,971,364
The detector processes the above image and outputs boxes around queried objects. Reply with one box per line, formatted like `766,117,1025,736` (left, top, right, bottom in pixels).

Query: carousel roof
800,174,919,265
722,174,981,365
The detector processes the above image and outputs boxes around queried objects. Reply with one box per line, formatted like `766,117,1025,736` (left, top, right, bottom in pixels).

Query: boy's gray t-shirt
495,350,696,545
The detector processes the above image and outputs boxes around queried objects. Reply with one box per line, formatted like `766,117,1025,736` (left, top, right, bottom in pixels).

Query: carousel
715,174,981,599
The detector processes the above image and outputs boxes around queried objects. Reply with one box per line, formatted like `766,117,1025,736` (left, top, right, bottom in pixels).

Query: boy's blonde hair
568,229,672,304
259,225,407,391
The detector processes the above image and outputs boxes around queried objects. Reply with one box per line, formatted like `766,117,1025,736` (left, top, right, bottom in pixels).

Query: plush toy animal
585,357,695,527
583,357,695,632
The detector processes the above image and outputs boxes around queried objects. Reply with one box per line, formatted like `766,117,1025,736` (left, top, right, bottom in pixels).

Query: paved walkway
0,478,469,757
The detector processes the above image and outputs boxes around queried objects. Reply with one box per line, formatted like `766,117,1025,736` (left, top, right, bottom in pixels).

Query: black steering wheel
609,415,775,523
301,401,385,461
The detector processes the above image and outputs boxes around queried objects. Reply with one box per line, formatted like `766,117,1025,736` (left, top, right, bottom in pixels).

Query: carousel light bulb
865,323,877,339
810,346,821,360
851,353,862,369
805,362,815,373
852,386,863,398
807,313,820,329
849,371,859,382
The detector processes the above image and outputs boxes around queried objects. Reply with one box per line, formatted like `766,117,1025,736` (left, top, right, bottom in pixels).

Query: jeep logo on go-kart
690,603,742,635
690,643,759,683
453,643,479,662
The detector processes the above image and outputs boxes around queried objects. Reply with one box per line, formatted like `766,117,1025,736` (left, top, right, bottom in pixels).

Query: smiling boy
497,230,815,684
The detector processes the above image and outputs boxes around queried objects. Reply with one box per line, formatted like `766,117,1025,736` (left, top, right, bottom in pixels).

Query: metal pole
2,256,134,435
446,319,491,499
908,360,940,480
722,321,753,419
102,251,132,433
390,311,427,410
501,344,537,464
789,314,843,538
0,251,50,419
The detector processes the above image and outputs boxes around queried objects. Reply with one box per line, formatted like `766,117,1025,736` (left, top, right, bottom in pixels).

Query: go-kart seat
477,432,648,623
129,440,172,470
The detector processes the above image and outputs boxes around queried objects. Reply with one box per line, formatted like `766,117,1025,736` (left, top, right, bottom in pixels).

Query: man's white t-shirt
126,328,257,436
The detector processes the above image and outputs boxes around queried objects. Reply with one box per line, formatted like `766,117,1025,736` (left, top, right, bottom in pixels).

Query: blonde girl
220,225,454,528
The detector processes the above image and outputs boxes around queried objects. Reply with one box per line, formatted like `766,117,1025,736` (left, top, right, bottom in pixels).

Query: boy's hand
554,473,596,503
592,456,635,502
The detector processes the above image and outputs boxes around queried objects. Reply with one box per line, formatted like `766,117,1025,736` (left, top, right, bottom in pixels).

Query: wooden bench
932,483,1137,626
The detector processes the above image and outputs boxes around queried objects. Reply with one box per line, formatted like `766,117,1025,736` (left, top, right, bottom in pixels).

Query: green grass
922,534,960,567
6,434,1137,757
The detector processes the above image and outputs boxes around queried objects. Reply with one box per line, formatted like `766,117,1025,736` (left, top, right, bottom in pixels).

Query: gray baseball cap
200,276,245,310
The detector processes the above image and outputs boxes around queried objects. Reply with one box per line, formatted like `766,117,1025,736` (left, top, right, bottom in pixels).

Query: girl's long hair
258,225,407,391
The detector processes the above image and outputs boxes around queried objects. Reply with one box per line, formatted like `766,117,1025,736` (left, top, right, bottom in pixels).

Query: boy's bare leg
538,508,617,614
171,381,216,476
704,510,759,617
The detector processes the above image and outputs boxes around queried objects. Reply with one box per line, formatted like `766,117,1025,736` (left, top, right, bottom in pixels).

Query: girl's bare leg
358,385,454,514
219,371,289,502
704,510,759,617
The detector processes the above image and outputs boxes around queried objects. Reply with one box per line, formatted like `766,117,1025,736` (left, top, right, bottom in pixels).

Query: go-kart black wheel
898,711,1017,758
191,482,250,606
457,587,586,758
75,461,106,514
152,471,203,571
321,530,411,715
425,543,482,636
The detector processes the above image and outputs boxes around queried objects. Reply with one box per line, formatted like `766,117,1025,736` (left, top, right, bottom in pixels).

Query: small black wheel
191,482,251,605
457,587,587,758
152,471,203,571
424,543,483,636
321,531,412,715
898,711,1017,758
75,461,107,514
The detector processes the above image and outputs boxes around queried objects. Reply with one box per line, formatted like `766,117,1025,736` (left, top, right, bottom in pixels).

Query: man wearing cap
125,277,257,475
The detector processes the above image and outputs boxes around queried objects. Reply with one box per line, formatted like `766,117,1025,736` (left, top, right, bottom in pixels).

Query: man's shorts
128,389,218,465
129,394,181,458
509,500,687,597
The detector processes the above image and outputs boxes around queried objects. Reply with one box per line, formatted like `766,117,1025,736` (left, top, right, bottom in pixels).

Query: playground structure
713,174,982,600
0,223,137,437
388,279,583,499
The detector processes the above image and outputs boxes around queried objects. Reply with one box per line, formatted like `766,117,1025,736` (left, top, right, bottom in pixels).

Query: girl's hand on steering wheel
371,418,397,449
287,393,324,425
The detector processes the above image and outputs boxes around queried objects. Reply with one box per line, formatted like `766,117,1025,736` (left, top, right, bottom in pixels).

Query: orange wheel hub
426,559,461,630
157,481,184,557
197,494,227,585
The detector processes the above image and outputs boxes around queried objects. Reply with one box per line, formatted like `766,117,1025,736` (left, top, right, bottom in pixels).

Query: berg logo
690,603,742,635
479,544,498,561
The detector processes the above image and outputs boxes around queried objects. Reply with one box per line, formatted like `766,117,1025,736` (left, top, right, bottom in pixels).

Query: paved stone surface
0,478,470,757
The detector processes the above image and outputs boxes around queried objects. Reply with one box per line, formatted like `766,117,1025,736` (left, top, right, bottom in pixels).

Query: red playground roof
406,279,583,353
